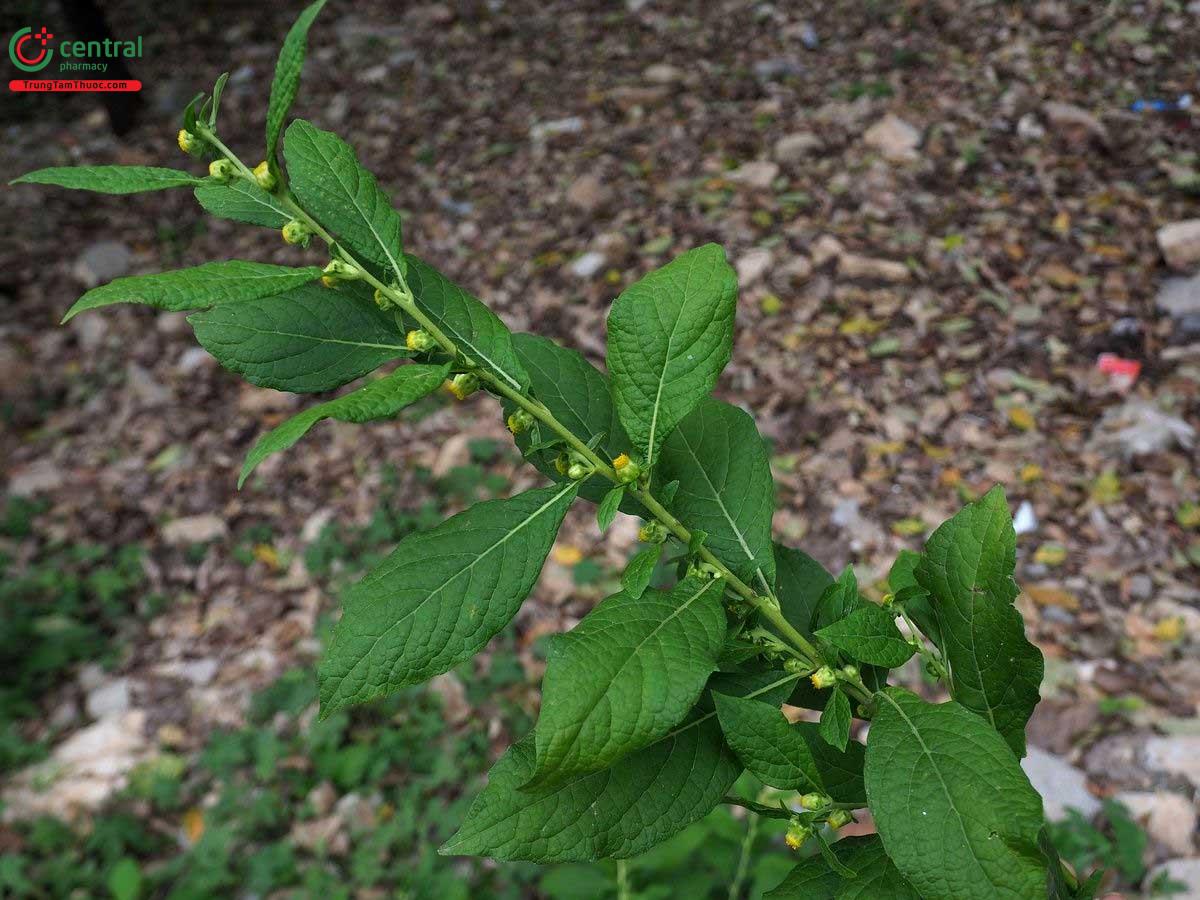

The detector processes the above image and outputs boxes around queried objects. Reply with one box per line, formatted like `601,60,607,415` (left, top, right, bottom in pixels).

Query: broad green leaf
11,166,204,194
657,399,775,592
62,260,323,322
194,180,291,228
529,577,727,786
915,486,1042,756
606,244,737,467
713,691,865,802
443,670,796,862
266,0,328,161
819,687,852,751
596,485,624,531
188,283,408,393
284,119,404,281
320,482,577,715
813,566,861,631
888,549,921,592
239,362,450,487
864,688,1047,900
406,257,529,393
816,604,915,669
774,543,833,638
620,546,659,598
765,836,918,900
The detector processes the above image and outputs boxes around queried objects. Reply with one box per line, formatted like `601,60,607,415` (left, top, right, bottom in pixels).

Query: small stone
73,315,109,353
753,58,803,81
1144,735,1200,788
642,63,683,85
810,235,845,268
85,678,130,719
1114,791,1197,855
7,459,65,497
530,117,584,141
569,251,607,279
773,132,822,163
1042,101,1109,145
862,114,922,163
565,174,610,213
72,241,132,288
838,253,911,283
1016,113,1046,141
1022,747,1100,820
735,248,773,286
776,255,813,284
1158,221,1200,271
726,160,780,190
162,514,228,546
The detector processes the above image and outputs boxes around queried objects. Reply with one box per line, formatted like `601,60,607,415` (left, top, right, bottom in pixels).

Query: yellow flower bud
612,452,641,484
810,666,837,690
507,410,535,434
253,160,277,192
827,809,853,829
445,373,479,400
798,793,829,811
177,129,202,156
638,521,668,544
406,330,437,352
208,159,236,183
320,275,338,288
784,821,811,852
281,220,312,247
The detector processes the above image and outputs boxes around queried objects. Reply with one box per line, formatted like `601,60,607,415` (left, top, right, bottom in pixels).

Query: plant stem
199,129,869,698
616,860,630,900
728,804,759,900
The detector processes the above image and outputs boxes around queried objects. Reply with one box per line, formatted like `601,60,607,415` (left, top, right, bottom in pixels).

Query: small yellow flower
613,453,630,468
809,666,837,690
445,373,479,400
177,129,201,156
507,410,535,434
612,452,641,484
281,220,312,246
208,159,235,183
252,160,277,191
405,330,436,352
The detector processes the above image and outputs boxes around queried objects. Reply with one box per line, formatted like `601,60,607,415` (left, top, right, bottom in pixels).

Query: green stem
728,804,759,900
199,129,866,695
616,860,630,900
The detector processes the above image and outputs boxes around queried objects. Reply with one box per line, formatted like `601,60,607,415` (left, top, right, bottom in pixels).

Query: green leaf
406,257,529,393
11,166,204,194
239,362,450,487
657,399,775,592
819,687,852,751
765,836,918,900
813,567,861,631
62,260,323,323
606,244,737,467
712,691,865,802
284,119,404,282
816,604,915,669
889,548,938,643
620,546,659,598
915,486,1043,756
529,577,727,786
194,180,291,228
596,485,624,531
266,0,328,162
774,543,833,638
207,72,229,127
442,670,796,862
864,688,1047,900
888,549,921,592
106,857,143,900
188,283,408,392
319,482,577,716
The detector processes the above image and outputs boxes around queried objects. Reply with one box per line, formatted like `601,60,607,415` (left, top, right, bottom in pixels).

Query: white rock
726,160,780,189
72,240,132,288
6,459,65,497
862,114,922,162
776,255,814,284
1158,220,1200,271
565,173,610,212
1146,858,1200,899
161,514,228,546
85,678,130,719
1013,500,1038,535
1016,113,1046,141
736,248,773,286
569,251,607,279
1157,274,1200,318
810,235,846,268
1022,746,1100,820
643,63,684,85
1114,790,1197,855
530,117,584,141
773,132,822,163
838,253,911,283
1145,736,1200,789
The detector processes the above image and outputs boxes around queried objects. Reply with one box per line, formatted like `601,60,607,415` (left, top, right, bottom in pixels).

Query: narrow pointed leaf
765,836,918,900
442,671,797,862
713,691,865,802
319,482,577,715
819,687,852,751
529,577,726,786
596,485,624,531
188,283,408,392
239,362,450,487
266,0,328,161
405,256,529,393
606,244,737,466
284,119,404,282
864,688,1047,899
194,180,291,227
620,546,659,598
816,604,915,669
657,399,775,592
62,260,322,322
915,486,1043,756
11,166,204,194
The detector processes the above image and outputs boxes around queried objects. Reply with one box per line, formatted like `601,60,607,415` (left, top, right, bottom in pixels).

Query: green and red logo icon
9,26,55,72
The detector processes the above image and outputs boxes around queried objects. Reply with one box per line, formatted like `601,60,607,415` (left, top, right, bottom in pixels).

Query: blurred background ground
1,0,1199,897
